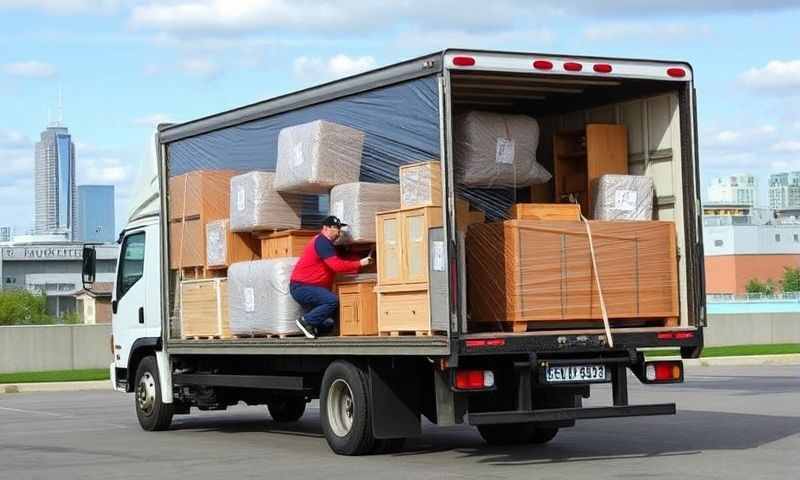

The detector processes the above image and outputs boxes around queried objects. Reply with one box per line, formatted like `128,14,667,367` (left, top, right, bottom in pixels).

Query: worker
290,216,373,338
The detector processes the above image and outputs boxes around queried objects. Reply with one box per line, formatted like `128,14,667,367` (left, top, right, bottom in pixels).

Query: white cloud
293,54,376,82
547,0,800,16
0,0,120,14
772,140,800,153
703,125,777,150
583,22,712,42
179,56,219,78
739,60,800,93
392,28,554,55
132,113,174,127
2,60,57,78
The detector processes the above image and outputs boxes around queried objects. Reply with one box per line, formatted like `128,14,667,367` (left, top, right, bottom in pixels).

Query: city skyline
34,124,76,239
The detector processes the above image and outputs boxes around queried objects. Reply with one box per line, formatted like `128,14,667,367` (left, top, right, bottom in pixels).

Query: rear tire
320,361,376,455
134,356,173,431
267,397,306,423
477,424,558,445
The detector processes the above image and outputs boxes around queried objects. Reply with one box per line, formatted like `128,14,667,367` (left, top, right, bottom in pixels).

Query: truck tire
267,397,306,423
320,361,376,455
477,423,558,445
134,355,174,431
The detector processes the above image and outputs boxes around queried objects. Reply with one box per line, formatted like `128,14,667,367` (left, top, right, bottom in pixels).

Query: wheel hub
137,371,157,416
327,379,355,437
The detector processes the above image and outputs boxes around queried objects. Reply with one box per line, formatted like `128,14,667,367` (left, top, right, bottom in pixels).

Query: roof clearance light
593,64,613,73
453,56,476,67
533,60,554,70
564,62,583,72
667,67,687,78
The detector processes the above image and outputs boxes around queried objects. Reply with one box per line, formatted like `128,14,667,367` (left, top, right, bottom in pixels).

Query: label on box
614,190,638,211
236,187,246,212
496,138,515,164
333,200,344,219
293,143,305,167
244,287,255,313
432,241,445,272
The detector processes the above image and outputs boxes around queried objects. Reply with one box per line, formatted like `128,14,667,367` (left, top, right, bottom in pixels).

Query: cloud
392,28,555,55
772,140,800,153
583,22,712,42
293,54,376,82
0,0,121,14
132,113,174,127
2,60,57,78
179,56,219,78
739,60,800,93
546,0,800,17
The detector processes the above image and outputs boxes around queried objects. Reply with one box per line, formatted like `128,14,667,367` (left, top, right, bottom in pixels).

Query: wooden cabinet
375,206,443,286
257,229,317,259
553,124,628,217
180,278,230,338
508,203,581,221
206,219,260,269
377,288,431,335
337,279,378,336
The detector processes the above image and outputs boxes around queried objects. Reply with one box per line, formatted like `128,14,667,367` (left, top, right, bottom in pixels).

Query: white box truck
82,49,705,455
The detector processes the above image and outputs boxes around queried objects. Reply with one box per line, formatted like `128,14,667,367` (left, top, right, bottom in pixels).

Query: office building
77,185,115,242
34,125,76,239
0,226,12,243
707,174,758,206
768,172,800,209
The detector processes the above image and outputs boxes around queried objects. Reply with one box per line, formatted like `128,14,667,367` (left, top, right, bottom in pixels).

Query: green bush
781,266,800,293
745,278,776,295
0,289,52,325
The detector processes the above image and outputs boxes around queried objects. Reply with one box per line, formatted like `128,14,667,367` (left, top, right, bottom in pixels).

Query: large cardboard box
466,220,678,325
400,161,441,208
206,219,261,269
169,170,235,222
330,182,401,244
229,171,304,232
180,278,230,338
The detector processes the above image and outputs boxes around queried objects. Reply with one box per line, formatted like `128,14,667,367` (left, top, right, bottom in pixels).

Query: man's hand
359,256,374,267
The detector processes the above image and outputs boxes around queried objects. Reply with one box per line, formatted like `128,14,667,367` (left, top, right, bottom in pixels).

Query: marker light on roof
593,64,613,73
667,67,687,78
564,62,583,72
533,60,554,70
453,56,476,67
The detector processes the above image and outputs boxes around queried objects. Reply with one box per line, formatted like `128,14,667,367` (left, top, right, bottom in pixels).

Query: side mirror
82,245,96,289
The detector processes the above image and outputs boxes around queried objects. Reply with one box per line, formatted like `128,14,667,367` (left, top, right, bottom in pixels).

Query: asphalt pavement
1,364,798,480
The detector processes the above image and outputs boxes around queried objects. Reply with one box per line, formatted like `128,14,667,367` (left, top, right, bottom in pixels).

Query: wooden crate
377,287,434,335
180,278,230,338
466,220,678,326
169,218,204,269
338,279,378,336
376,206,443,287
257,229,317,258
508,203,581,221
206,219,260,269
399,161,442,208
168,170,236,222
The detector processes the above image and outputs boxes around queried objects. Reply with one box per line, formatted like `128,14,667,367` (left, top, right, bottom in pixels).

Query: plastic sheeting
330,182,401,244
205,219,228,268
274,120,365,193
229,171,304,232
593,174,654,221
454,111,551,188
228,258,303,336
400,161,440,208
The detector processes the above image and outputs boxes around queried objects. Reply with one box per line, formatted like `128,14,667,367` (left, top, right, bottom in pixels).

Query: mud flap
368,360,422,439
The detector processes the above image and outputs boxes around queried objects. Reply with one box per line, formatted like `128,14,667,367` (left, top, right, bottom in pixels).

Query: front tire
267,397,306,422
477,424,558,445
320,361,376,455
134,355,174,431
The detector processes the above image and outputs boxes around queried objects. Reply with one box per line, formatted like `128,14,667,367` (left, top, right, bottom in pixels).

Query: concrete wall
0,324,111,374
705,313,800,347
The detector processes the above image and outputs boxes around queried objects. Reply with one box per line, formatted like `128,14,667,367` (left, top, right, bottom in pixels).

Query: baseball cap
322,215,347,228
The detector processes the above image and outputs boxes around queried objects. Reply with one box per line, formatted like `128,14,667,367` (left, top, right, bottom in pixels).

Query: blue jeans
290,283,338,332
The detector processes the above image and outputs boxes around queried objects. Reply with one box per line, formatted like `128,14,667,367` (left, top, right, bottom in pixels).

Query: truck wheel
320,361,375,455
134,355,174,431
477,423,558,445
267,397,306,422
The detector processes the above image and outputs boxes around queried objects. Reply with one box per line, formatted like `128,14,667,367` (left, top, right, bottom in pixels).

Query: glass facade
77,185,115,242
56,134,73,230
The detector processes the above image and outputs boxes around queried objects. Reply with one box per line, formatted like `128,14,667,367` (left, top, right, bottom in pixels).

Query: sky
1,0,800,235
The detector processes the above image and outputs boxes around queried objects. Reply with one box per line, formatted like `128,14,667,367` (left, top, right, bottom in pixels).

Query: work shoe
295,317,317,339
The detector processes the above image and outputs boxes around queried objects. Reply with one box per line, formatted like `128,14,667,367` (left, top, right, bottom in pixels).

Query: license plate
544,364,608,383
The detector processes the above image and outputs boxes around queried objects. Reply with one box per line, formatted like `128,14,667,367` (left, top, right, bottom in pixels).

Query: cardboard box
169,170,235,222
399,161,441,208
180,278,230,338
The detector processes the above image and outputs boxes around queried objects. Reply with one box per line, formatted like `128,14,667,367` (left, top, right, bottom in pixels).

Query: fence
0,324,111,374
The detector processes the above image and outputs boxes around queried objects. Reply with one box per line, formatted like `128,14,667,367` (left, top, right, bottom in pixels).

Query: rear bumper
468,403,676,425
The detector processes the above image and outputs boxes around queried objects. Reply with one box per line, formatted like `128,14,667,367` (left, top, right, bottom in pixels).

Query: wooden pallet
183,335,225,340
379,330,446,337
470,317,679,333
180,266,227,280
232,332,303,339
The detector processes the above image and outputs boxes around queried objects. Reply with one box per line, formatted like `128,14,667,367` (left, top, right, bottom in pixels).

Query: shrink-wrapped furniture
229,171,303,232
205,219,260,269
227,258,302,336
399,161,441,208
330,182,401,244
592,174,655,221
274,120,365,193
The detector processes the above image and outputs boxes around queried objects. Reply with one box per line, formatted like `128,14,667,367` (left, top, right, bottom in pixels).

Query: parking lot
1,364,798,480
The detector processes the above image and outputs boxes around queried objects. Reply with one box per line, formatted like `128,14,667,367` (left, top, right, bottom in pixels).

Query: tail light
452,56,476,67
643,361,683,383
454,369,495,390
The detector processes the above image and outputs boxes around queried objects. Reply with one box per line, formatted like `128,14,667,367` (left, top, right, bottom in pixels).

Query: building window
795,234,799,243
714,240,724,247
775,234,781,242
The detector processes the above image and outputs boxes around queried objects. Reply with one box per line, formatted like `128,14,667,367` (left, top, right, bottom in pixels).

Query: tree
781,266,800,293
0,289,52,325
745,278,775,296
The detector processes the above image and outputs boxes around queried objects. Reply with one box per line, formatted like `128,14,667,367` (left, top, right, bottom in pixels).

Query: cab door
112,229,149,368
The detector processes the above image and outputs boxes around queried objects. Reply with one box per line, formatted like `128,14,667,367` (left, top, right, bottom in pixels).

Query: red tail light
533,60,553,70
465,338,506,348
593,64,613,73
453,56,476,67
645,361,683,383
454,369,495,390
564,62,583,72
667,67,686,78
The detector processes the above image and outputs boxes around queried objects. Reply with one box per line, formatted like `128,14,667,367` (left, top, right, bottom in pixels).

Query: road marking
0,406,75,418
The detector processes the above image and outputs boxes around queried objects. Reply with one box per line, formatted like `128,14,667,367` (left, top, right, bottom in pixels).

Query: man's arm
316,236,361,274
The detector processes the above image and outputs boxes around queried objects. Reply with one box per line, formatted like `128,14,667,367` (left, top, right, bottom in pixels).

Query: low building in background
73,282,113,324
707,173,758,206
768,171,800,209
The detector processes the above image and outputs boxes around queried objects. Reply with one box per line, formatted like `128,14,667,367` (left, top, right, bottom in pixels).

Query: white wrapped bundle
229,171,303,232
205,219,228,267
228,258,303,336
593,174,654,221
274,120,365,193
330,182,401,244
454,111,551,188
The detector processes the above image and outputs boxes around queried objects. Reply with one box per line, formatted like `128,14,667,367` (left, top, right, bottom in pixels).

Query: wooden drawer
258,229,316,258
337,280,378,336
508,203,581,221
180,278,230,338
377,289,431,334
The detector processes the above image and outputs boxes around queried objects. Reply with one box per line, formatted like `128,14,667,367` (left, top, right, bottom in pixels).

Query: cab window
117,232,145,300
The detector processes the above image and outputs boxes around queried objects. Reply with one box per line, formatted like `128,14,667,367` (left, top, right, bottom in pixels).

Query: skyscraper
34,125,76,239
76,185,115,243
707,173,758,206
768,172,800,209
0,226,12,242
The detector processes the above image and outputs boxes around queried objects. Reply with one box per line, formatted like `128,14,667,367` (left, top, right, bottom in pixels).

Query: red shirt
290,234,361,290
